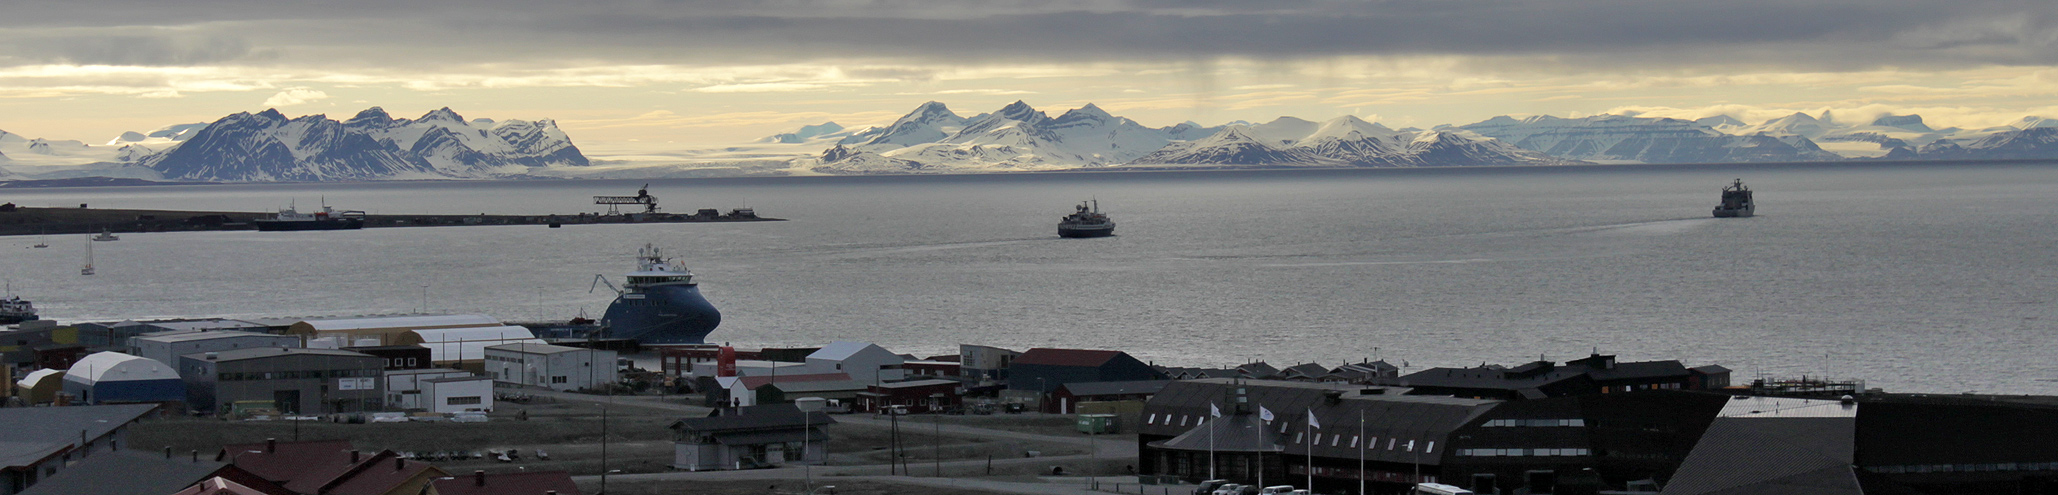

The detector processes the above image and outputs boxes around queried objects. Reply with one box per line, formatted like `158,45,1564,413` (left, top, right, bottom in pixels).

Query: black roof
18,449,225,495
0,404,158,468
1393,357,1690,391
1142,379,1497,466
1062,380,1172,397
1662,416,1859,495
1149,412,1284,453
670,403,836,433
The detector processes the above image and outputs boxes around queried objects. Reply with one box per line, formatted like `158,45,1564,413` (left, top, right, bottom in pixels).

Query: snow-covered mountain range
137,107,588,181
6,103,2058,183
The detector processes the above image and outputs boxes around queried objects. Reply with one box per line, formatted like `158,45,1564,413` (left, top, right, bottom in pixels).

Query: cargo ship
594,244,722,345
255,204,366,231
1058,200,1115,238
1713,179,1755,218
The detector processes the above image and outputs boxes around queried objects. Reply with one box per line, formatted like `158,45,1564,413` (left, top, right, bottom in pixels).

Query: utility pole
600,404,610,495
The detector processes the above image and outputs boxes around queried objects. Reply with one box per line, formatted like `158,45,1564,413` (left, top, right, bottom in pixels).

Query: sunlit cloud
262,88,327,106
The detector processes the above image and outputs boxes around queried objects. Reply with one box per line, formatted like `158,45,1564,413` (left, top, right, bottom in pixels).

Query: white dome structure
62,351,185,404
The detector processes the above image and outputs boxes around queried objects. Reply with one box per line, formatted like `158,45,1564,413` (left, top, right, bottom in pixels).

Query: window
552,376,568,383
1147,413,1157,425
1351,436,1359,448
447,396,482,405
1331,435,1341,447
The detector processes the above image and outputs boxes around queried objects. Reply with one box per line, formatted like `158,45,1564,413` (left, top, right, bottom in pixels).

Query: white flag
1259,405,1275,422
1211,403,1223,417
1307,410,1320,429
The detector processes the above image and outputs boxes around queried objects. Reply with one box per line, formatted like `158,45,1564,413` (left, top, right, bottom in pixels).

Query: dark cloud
14,35,257,66
2,0,2053,70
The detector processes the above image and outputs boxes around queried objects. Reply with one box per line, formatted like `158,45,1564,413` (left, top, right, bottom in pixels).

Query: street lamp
796,397,825,493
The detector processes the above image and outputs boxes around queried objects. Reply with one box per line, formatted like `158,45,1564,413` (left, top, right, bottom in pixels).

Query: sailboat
81,241,95,276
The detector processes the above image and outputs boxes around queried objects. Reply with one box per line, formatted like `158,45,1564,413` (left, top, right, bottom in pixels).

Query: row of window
1454,448,1591,457
1292,432,1436,453
1866,462,2058,474
216,369,380,381
447,396,482,405
1481,419,1586,427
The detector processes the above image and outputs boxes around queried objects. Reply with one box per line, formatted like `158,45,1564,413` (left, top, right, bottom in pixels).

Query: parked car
1193,480,1231,495
1258,486,1297,495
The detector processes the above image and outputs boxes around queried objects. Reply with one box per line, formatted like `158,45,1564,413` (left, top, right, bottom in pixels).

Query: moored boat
255,203,366,231
1058,200,1115,238
1713,179,1755,218
0,292,34,324
594,244,722,345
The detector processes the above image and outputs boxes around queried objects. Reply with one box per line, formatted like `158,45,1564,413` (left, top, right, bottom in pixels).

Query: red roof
217,440,435,495
432,471,582,495
1015,348,1124,367
739,372,851,390
173,477,274,495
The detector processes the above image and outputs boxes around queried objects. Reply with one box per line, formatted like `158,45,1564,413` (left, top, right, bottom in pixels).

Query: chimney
475,470,486,486
351,450,360,463
165,447,172,459
395,457,405,471
192,450,199,462
266,438,277,453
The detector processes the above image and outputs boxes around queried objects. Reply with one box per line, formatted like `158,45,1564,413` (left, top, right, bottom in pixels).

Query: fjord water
5,163,2056,394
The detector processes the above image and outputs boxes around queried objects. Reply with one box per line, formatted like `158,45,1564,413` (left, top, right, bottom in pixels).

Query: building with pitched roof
803,342,904,385
0,404,158,495
670,404,835,471
1051,380,1173,414
216,440,446,495
16,449,227,495
1006,348,1166,394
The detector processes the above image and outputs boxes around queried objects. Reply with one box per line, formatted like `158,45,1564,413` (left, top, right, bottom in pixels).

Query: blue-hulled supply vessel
594,244,722,345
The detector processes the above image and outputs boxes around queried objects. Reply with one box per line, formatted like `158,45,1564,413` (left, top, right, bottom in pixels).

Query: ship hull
601,284,722,345
0,314,35,325
255,219,365,231
1058,224,1115,238
1712,206,1755,218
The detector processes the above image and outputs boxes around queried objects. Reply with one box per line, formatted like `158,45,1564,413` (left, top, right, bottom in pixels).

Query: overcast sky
3,0,2055,147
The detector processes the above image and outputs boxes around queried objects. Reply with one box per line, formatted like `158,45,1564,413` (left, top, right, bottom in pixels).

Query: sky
3,0,2056,149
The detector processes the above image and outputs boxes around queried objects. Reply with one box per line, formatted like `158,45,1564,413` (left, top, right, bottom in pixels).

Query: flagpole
1209,416,1217,480
1358,409,1366,495
1307,411,1315,493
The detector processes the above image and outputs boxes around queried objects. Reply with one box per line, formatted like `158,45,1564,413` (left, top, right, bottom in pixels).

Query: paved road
522,389,1136,456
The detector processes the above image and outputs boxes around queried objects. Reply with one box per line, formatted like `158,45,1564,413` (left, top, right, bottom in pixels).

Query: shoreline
0,206,781,236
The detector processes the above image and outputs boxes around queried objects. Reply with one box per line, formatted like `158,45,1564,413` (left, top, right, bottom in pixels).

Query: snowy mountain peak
1055,103,1113,123
107,131,147,146
1869,114,1932,132
2013,116,2058,130
254,108,287,121
350,107,396,125
990,100,1048,124
420,107,466,123
1304,115,1394,141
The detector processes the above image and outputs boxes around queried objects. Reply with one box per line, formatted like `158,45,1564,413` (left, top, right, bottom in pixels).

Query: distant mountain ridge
138,107,587,182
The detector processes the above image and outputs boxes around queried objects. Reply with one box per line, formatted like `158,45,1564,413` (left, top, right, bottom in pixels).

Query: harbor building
382,368,475,410
1379,353,1730,400
670,404,834,471
802,341,905,385
483,343,617,392
1051,379,1172,414
419,376,492,414
344,344,433,370
394,326,543,371
130,331,301,369
62,351,185,405
13,368,63,404
285,314,503,347
180,347,385,414
855,379,962,413
0,404,158,495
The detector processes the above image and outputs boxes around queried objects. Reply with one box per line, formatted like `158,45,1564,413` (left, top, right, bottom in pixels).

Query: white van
1413,483,1474,495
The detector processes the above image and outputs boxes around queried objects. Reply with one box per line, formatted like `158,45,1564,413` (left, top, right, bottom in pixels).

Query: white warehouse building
484,343,617,392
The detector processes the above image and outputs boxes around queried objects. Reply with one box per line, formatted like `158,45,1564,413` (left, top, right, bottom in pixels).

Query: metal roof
875,379,959,389
766,380,868,393
1015,348,1124,367
670,403,836,432
134,330,284,344
65,351,180,383
1062,380,1173,397
1662,416,1858,495
808,341,891,362
482,342,586,355
1718,396,1858,418
0,404,158,468
18,449,225,495
15,368,60,389
190,347,373,362
297,314,501,332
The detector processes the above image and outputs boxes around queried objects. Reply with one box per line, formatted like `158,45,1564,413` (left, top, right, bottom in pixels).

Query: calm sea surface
4,163,2056,394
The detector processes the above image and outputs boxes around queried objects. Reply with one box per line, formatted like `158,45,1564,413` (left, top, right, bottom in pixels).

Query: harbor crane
594,184,660,215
